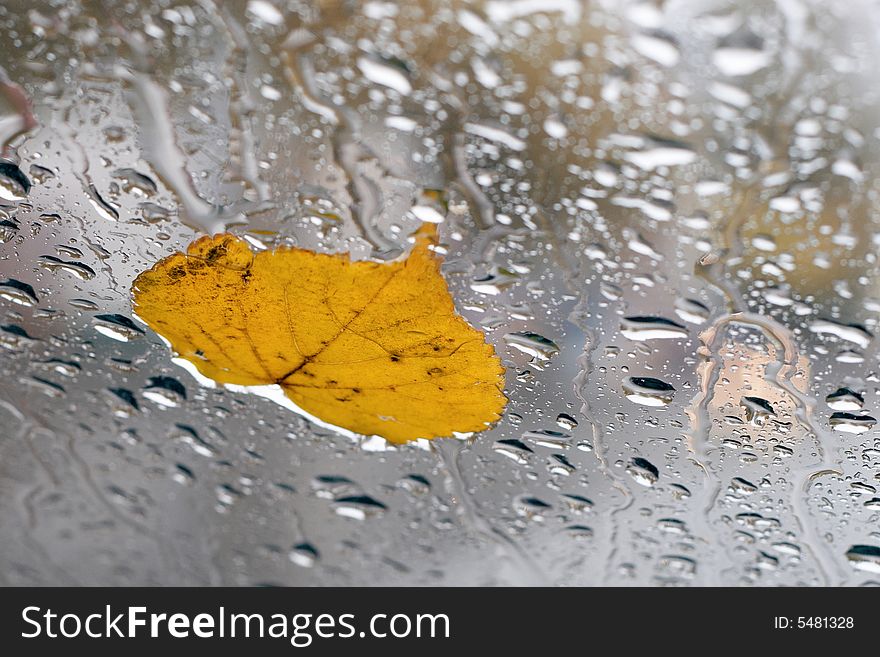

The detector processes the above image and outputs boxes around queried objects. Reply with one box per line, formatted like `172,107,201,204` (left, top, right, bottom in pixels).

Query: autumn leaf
131,225,507,443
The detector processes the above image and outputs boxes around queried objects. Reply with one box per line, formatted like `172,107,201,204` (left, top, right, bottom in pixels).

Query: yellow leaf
131,225,507,443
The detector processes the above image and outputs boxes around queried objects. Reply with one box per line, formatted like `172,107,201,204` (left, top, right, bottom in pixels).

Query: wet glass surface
2,0,880,585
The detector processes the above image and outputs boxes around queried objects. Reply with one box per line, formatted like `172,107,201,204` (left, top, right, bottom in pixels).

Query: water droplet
713,30,771,76
289,543,320,568
830,412,876,434
0,160,30,201
113,168,158,196
523,429,571,449
464,122,526,152
674,298,710,324
0,324,36,350
670,484,691,500
86,184,120,221
741,396,775,422
0,279,38,306
826,387,864,411
93,314,145,342
730,477,758,495
621,316,688,340
626,457,659,486
357,56,412,96
503,331,560,361
631,31,680,67
565,525,593,539
247,0,284,25
561,494,593,513
493,438,533,464
0,219,18,243
143,376,187,407
623,376,675,407
333,495,387,520
108,383,137,409
556,413,578,430
750,234,776,252
38,256,96,281
845,545,880,573
514,495,552,520
809,319,872,349
623,136,696,170
172,464,195,486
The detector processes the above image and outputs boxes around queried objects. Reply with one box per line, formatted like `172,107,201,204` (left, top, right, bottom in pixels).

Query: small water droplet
333,494,387,520
289,543,320,568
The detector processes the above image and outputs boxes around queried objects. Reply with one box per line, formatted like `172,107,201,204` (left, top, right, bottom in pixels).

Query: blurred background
1,0,880,585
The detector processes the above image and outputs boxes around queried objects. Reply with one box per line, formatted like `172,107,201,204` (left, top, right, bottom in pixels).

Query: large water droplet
623,377,675,407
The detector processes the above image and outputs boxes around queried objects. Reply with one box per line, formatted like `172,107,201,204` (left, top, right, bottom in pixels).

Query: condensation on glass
1,0,879,585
